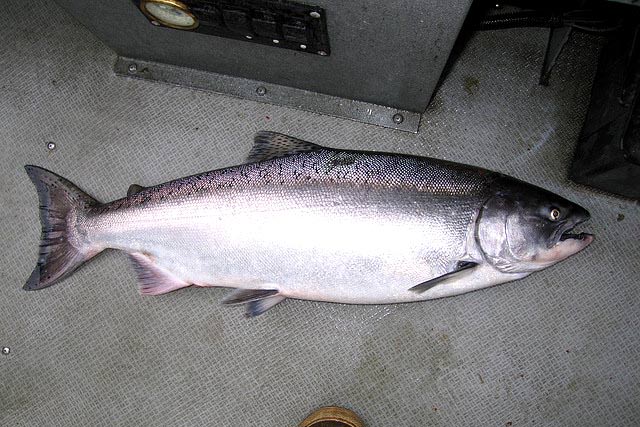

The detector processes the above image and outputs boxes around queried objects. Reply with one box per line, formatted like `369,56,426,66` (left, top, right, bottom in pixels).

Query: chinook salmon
24,131,593,316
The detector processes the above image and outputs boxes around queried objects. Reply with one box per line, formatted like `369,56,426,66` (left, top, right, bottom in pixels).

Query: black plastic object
570,25,640,199
132,0,330,56
476,9,621,32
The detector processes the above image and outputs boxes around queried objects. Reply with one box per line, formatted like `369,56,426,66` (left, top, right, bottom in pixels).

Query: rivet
151,20,160,26
1,347,9,355
310,11,321,18
272,39,280,44
392,113,404,124
128,63,137,74
245,35,253,39
318,51,327,56
256,86,267,96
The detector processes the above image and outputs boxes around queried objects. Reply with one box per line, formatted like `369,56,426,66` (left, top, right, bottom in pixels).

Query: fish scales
80,150,489,303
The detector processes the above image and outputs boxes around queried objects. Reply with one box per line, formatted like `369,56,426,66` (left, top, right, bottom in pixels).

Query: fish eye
549,207,561,221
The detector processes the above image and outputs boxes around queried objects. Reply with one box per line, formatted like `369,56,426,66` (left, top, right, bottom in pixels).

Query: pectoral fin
409,261,478,294
222,288,286,317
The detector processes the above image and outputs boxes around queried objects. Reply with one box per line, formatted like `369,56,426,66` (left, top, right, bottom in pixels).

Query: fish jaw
532,208,594,269
533,233,594,268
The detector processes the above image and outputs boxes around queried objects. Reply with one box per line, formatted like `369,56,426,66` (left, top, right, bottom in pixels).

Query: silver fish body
25,132,593,316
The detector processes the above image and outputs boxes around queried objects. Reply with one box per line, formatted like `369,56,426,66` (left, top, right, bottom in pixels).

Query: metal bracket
115,57,421,132
539,26,573,86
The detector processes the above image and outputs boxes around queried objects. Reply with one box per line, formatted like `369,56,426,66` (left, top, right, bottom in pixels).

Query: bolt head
392,113,404,124
256,86,267,96
128,63,137,73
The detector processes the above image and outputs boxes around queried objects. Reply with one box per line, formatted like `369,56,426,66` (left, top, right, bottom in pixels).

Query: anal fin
128,252,190,295
222,288,285,317
245,295,286,317
409,261,478,294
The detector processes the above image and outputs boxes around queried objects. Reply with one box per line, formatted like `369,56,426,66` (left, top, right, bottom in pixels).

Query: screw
310,11,321,18
245,35,253,39
318,51,327,56
256,86,267,96
1,347,9,355
392,113,404,124
272,39,280,44
128,63,137,74
300,44,307,49
47,141,56,150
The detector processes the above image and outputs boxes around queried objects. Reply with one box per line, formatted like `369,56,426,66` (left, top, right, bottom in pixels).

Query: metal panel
53,0,472,113
116,56,421,132
132,0,332,57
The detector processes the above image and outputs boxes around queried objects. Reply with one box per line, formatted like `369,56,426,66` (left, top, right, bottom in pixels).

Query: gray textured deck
1,1,638,426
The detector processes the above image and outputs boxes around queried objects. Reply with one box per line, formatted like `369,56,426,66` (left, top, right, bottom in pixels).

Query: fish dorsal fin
247,131,324,163
127,184,146,196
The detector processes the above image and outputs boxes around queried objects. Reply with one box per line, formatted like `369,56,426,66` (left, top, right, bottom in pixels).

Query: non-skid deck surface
1,1,638,425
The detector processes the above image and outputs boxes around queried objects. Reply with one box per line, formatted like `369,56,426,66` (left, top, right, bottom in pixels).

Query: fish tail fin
24,165,102,290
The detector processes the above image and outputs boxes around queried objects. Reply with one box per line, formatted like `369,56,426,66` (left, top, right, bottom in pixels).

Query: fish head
476,186,593,273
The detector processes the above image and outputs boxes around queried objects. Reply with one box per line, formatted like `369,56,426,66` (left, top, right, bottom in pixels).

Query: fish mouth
534,215,593,266
538,216,594,263
559,230,592,241
555,217,593,245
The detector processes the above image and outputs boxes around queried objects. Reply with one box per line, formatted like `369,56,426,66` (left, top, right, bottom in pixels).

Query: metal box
53,0,472,131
